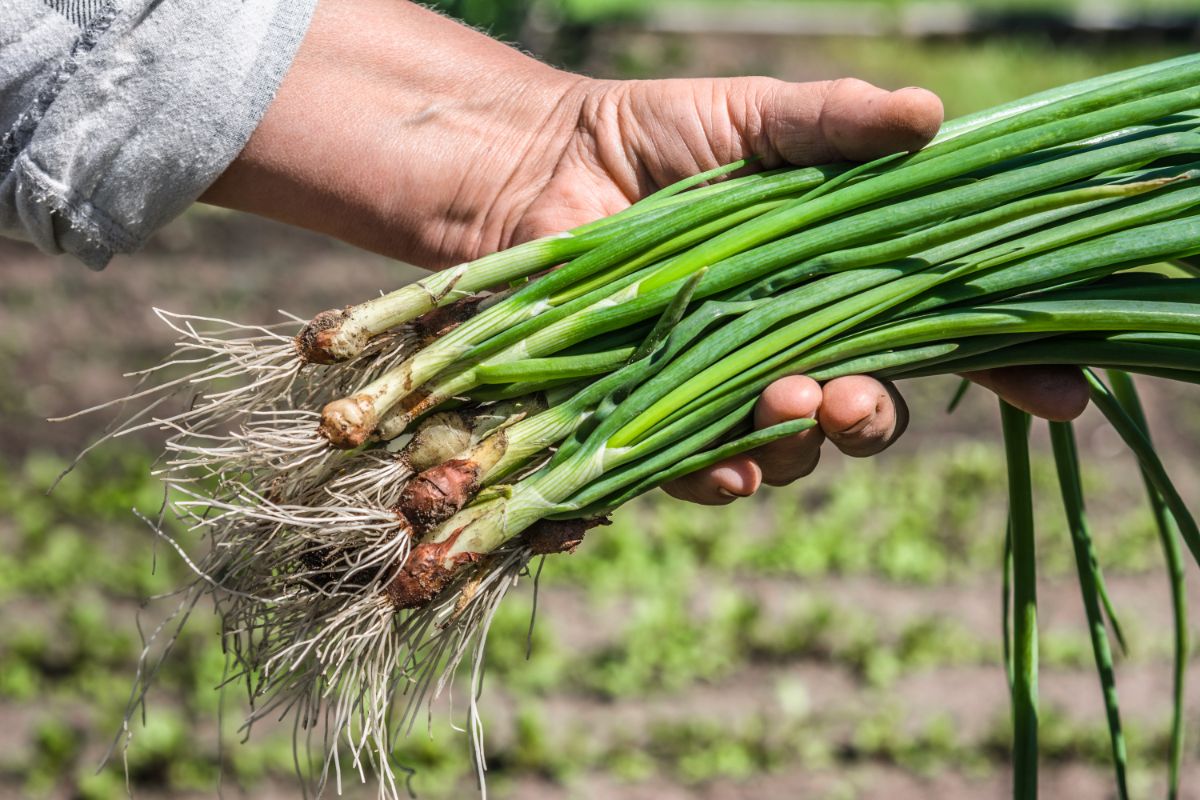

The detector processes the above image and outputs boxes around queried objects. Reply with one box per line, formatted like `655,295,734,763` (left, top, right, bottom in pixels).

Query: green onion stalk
389,185,1200,537
1105,370,1187,800
336,157,1200,450
391,276,1200,602
317,62,1200,446
1049,420,1129,800
1000,403,1038,800
292,156,813,363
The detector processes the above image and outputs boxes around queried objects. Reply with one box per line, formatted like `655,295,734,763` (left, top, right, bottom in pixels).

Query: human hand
202,0,1088,504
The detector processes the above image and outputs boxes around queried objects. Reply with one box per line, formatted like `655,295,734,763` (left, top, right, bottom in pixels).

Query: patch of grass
851,706,986,775
576,588,755,697
549,440,1151,597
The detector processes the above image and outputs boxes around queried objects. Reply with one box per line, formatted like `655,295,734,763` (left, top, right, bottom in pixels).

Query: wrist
202,0,589,268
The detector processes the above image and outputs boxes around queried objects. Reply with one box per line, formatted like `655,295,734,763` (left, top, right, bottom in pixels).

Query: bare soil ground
3,209,1198,799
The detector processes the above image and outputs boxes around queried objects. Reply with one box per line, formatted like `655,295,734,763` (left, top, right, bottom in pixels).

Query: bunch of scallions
71,54,1200,799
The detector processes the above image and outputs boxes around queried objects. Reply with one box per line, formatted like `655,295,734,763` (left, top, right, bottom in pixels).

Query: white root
140,470,535,798
56,311,421,485
81,304,538,798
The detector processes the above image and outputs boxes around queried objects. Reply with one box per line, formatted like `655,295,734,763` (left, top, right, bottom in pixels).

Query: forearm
201,0,587,268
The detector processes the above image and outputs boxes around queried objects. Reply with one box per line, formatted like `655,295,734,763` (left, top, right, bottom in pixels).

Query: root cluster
76,305,572,798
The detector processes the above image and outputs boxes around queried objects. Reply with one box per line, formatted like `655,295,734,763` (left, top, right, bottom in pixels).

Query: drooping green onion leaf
1001,402,1038,800
1049,421,1129,800
1105,370,1188,800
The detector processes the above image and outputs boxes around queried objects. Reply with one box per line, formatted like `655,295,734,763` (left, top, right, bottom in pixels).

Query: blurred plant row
432,0,1200,46
0,421,1191,797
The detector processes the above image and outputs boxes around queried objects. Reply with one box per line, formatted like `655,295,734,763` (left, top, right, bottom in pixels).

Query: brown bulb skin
296,308,351,364
397,459,482,533
319,395,378,448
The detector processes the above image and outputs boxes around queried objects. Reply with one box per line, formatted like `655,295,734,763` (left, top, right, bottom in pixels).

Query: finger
662,455,762,505
963,365,1089,421
757,77,944,165
814,79,945,161
610,75,944,192
817,375,908,458
751,374,827,486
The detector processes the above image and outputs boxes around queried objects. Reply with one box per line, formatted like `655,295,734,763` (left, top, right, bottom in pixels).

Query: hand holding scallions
59,3,1200,794
201,0,1085,503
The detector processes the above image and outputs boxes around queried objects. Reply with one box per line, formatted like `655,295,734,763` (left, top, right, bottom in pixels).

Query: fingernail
717,487,738,499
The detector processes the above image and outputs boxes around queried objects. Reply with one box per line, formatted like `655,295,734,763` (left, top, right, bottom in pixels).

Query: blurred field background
2,1,1200,798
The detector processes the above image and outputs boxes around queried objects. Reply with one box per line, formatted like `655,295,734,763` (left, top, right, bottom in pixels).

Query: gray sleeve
0,0,318,269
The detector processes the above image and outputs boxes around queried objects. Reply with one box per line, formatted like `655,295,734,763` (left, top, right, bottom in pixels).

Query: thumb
594,76,944,192
511,76,944,245
758,77,945,164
